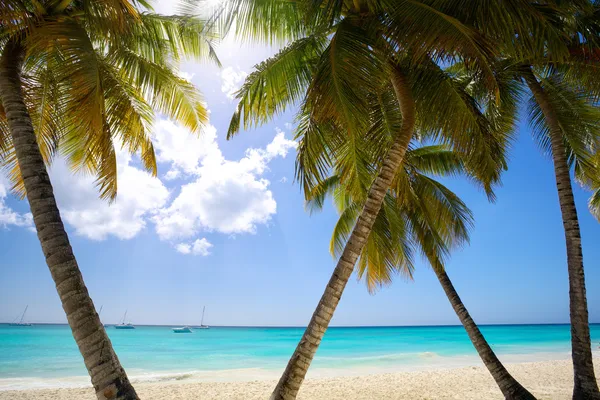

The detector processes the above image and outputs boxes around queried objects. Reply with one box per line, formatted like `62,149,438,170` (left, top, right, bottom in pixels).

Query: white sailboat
114,310,135,329
172,306,209,333
99,305,107,327
172,326,192,333
197,306,209,329
9,305,32,326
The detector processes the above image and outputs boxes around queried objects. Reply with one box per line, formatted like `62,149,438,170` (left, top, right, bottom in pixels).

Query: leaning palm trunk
0,42,139,400
270,66,415,400
433,266,536,399
524,69,600,400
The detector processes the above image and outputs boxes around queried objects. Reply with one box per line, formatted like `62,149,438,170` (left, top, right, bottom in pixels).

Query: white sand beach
1,358,598,400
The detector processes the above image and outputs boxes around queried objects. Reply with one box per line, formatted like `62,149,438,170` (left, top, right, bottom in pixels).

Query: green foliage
527,76,600,171
298,85,488,292
306,143,474,293
0,0,218,200
217,0,600,225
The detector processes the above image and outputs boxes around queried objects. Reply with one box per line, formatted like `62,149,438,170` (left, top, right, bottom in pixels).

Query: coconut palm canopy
208,0,600,399
0,0,219,200
307,142,474,292
0,1,220,398
208,1,546,399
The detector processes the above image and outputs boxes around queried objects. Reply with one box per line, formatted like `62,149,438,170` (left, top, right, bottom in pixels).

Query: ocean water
0,324,598,390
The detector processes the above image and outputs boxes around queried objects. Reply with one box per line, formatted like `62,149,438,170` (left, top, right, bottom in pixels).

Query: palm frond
205,0,321,44
99,57,157,176
404,145,465,177
589,188,600,222
527,75,600,171
130,13,221,65
306,16,387,135
305,174,340,214
228,34,327,138
411,59,516,199
381,0,498,88
108,46,208,134
294,103,338,195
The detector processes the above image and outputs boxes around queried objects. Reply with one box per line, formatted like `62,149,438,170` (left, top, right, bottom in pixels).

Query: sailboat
99,305,107,327
9,305,32,326
114,310,135,329
172,326,192,333
196,306,209,329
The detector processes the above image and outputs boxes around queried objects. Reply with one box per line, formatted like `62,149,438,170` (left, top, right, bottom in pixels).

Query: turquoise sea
1,324,598,390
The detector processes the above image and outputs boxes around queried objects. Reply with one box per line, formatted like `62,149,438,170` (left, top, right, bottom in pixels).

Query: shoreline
0,350,580,391
1,357,598,399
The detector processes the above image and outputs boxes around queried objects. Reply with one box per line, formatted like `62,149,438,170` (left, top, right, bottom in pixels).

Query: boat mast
201,306,205,326
20,305,28,324
122,310,128,324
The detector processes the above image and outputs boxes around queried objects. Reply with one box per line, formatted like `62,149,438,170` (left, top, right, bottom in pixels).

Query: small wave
0,376,90,391
318,351,440,363
131,372,197,383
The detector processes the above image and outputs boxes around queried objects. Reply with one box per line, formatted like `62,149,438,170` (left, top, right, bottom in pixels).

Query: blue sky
1,16,599,327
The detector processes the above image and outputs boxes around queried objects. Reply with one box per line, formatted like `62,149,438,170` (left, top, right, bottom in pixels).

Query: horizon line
2,322,599,328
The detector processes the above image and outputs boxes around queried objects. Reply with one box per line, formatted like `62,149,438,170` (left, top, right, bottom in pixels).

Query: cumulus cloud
0,176,33,229
2,120,296,255
221,66,247,99
175,238,213,256
152,120,223,179
152,123,297,241
48,150,170,240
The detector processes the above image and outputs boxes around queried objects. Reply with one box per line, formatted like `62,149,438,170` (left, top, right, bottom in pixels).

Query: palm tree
217,3,551,398
0,1,216,398
299,63,534,397
445,3,600,396
213,0,572,397
450,62,600,400
522,71,600,400
307,143,537,399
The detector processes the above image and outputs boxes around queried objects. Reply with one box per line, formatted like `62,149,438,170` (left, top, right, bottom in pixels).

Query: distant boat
172,326,193,333
9,305,32,327
114,310,135,330
196,306,209,329
173,306,209,333
99,305,107,328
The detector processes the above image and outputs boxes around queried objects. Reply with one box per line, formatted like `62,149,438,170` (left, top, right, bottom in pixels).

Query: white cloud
279,177,288,183
176,70,195,82
221,66,247,99
48,150,170,240
176,238,213,256
2,119,296,255
152,120,223,178
152,122,296,241
0,177,33,229
175,242,191,254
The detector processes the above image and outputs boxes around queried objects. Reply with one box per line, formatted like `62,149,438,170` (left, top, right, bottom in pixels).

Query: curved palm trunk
0,42,139,400
270,65,416,400
433,267,536,400
524,69,600,400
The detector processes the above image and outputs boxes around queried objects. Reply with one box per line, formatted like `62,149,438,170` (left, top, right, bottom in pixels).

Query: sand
1,358,599,399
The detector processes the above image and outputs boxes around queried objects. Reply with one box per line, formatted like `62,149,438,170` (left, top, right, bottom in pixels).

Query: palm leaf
228,34,327,138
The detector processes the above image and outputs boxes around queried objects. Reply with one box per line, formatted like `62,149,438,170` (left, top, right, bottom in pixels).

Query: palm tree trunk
433,266,536,400
0,41,139,400
523,68,600,400
270,65,416,400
